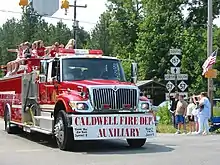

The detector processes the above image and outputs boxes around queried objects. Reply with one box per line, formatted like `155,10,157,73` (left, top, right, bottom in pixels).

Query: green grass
157,124,177,133
157,123,194,133
213,107,220,116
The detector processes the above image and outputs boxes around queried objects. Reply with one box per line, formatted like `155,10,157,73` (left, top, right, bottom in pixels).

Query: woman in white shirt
197,92,211,135
186,97,196,134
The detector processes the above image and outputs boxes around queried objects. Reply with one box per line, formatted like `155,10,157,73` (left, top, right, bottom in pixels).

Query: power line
0,0,219,26
0,9,97,25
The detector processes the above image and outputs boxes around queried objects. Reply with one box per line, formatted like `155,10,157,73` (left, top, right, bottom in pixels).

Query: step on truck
0,48,156,151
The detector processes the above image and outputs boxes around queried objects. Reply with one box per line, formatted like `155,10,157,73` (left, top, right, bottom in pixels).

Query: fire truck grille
92,88,138,110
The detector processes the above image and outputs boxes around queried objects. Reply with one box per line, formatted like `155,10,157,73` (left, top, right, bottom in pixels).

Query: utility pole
70,0,87,49
207,0,214,117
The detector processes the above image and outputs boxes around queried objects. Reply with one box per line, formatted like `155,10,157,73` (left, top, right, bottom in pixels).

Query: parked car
158,100,171,109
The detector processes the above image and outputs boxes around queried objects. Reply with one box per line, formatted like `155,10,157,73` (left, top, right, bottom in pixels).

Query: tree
0,19,21,64
106,0,143,57
135,0,184,80
47,21,72,45
75,26,90,49
20,5,42,42
212,26,220,97
180,27,207,94
184,0,220,27
89,11,113,55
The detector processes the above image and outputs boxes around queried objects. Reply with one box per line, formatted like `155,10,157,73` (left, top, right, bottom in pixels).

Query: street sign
177,74,188,80
170,55,181,66
165,92,188,100
178,81,188,91
164,74,175,80
33,0,59,16
205,69,217,78
166,81,175,92
169,49,182,55
164,74,188,80
171,67,180,74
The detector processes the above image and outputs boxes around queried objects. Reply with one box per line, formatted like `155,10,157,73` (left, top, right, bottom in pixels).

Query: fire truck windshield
62,58,126,81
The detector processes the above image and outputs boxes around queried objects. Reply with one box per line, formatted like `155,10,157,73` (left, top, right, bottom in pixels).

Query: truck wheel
54,110,74,151
126,139,146,148
4,108,15,134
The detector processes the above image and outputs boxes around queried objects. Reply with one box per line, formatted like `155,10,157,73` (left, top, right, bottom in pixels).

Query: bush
156,104,172,125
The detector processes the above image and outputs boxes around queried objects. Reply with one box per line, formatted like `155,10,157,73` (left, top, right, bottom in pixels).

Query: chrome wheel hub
6,112,10,129
54,118,64,143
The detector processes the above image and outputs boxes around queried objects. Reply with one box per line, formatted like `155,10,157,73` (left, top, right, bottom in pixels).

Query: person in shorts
192,94,200,132
170,93,179,129
175,94,188,134
186,97,196,134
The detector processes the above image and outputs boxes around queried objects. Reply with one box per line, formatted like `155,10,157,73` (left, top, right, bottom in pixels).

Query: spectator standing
170,93,179,129
186,97,196,134
192,95,200,132
175,94,188,134
196,92,211,135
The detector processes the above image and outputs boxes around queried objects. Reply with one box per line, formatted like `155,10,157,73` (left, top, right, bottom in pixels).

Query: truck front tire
4,108,15,134
54,110,74,151
126,139,146,148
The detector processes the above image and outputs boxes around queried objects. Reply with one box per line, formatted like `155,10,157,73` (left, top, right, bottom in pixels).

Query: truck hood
61,79,135,88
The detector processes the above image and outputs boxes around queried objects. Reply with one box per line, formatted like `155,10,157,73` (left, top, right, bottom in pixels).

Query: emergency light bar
75,49,103,55
58,48,103,56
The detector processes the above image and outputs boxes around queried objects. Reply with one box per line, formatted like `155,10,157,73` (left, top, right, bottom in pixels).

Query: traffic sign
164,74,175,80
171,67,180,74
204,69,217,78
178,81,188,91
33,0,59,16
177,74,188,80
170,55,181,66
166,81,175,92
164,74,188,80
169,49,182,55
165,92,188,100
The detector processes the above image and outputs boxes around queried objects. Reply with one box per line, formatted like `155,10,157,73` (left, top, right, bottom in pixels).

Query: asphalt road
0,119,219,165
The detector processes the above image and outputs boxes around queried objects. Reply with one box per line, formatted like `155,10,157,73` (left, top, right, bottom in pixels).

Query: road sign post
164,48,189,100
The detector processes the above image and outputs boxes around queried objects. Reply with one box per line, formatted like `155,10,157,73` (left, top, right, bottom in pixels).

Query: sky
0,0,219,33
0,0,107,32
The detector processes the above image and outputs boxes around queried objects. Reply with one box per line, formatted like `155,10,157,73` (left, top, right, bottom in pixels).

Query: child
192,94,200,132
186,97,196,134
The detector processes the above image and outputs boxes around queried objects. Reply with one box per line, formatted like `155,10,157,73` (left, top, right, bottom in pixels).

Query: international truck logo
113,86,118,91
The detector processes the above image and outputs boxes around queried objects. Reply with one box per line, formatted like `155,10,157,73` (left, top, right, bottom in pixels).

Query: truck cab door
38,60,48,103
45,60,59,104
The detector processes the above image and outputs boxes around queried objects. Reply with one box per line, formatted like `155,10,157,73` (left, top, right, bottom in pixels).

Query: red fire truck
0,48,156,151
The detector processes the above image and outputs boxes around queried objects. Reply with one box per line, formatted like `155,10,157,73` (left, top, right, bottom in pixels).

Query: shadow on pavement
17,132,58,149
74,140,175,154
15,132,175,154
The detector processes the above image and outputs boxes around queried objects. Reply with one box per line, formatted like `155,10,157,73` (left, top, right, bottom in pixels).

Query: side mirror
39,75,46,83
131,62,138,83
52,76,57,83
140,92,144,96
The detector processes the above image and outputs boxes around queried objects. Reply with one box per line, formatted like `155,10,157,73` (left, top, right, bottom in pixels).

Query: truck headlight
69,101,89,110
77,103,89,110
141,103,149,109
